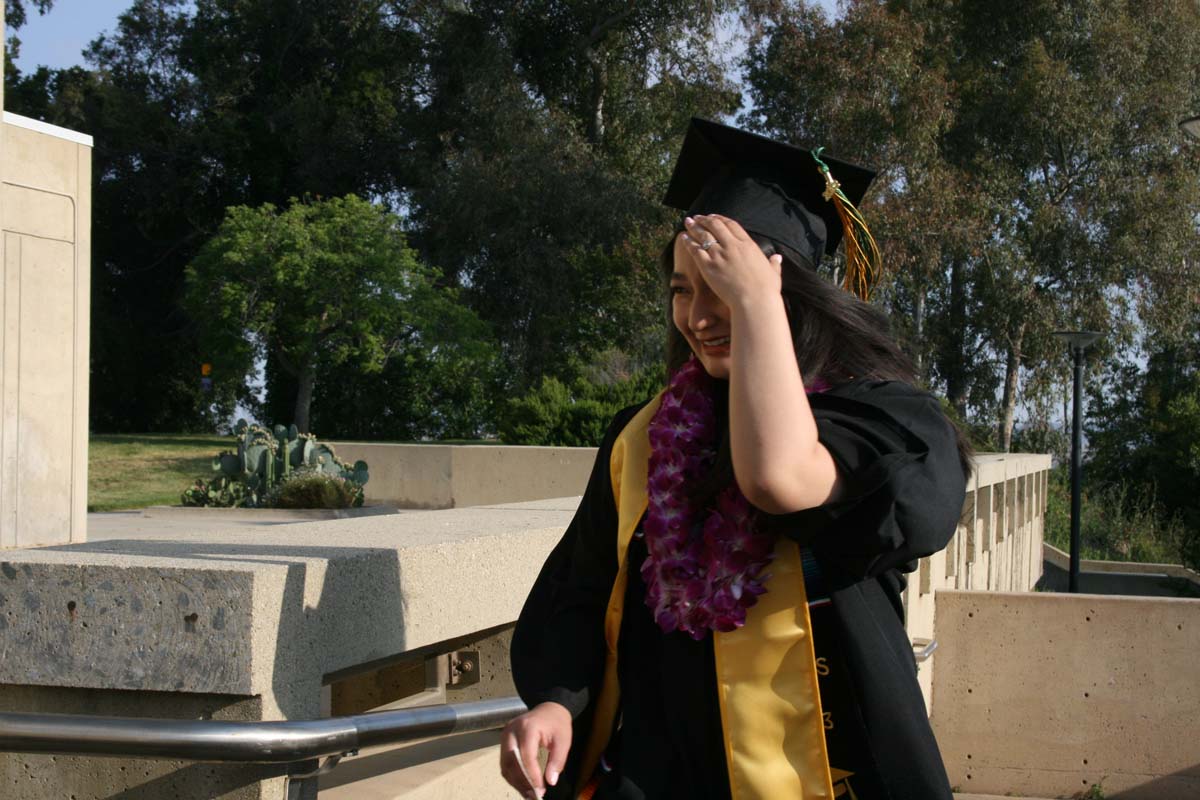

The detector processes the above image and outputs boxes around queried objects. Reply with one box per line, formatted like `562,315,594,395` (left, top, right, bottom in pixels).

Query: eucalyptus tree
742,0,1200,450
404,0,743,388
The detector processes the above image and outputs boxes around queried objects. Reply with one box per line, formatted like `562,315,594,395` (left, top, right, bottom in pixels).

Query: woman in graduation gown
501,118,972,800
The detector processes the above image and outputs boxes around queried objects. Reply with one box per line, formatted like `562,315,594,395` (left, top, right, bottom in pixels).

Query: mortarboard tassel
811,147,882,300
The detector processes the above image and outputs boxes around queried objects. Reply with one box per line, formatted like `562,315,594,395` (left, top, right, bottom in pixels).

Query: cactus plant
181,421,368,508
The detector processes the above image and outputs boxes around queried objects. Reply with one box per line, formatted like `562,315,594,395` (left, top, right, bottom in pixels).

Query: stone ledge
0,501,577,717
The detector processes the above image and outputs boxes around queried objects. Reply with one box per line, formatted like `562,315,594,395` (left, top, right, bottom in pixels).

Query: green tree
741,0,1200,450
5,0,426,431
406,2,741,387
184,195,495,433
1087,335,1200,569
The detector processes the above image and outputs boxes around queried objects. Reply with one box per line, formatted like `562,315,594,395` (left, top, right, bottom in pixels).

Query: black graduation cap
663,117,878,285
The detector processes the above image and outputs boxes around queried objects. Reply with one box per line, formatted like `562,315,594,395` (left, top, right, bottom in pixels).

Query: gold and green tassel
812,147,882,301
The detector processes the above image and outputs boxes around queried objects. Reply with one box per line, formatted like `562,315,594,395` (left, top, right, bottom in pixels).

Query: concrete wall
0,111,92,549
931,590,1200,799
329,442,597,509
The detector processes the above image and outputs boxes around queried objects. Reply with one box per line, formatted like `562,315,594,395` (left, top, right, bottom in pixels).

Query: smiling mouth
698,336,731,348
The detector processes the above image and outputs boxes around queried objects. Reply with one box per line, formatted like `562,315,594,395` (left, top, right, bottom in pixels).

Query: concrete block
931,590,1200,799
329,442,597,509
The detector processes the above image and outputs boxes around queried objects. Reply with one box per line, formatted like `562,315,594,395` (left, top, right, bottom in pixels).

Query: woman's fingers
683,216,720,248
499,723,541,798
696,213,743,242
518,729,545,798
499,703,575,799
544,726,571,787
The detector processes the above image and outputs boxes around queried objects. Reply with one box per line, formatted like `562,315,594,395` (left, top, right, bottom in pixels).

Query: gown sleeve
774,380,968,581
510,402,646,719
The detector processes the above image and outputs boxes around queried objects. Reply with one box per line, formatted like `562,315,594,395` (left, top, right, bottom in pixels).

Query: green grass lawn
88,433,234,512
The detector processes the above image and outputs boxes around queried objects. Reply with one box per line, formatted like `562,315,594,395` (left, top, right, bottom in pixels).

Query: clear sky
9,0,132,72
10,1,843,73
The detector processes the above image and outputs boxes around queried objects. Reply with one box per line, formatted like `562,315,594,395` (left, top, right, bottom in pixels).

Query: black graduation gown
511,379,967,800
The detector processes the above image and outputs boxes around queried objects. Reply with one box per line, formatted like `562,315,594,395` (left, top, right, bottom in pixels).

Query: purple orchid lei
640,357,769,639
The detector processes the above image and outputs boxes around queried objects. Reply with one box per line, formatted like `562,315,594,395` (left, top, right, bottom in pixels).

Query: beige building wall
0,112,93,548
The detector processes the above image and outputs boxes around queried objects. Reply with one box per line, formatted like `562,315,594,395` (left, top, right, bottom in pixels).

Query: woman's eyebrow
670,272,687,282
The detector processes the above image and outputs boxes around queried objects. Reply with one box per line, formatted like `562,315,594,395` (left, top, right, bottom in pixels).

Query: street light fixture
1180,115,1200,142
1052,330,1102,593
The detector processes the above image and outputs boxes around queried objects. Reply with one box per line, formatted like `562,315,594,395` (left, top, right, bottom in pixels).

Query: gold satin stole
576,396,834,799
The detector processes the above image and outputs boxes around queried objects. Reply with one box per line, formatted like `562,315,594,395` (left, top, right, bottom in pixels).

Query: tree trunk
585,45,607,144
913,286,926,377
998,323,1025,452
944,259,969,415
294,364,317,433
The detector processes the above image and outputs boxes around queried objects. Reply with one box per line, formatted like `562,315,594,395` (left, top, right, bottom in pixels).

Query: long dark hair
660,232,973,502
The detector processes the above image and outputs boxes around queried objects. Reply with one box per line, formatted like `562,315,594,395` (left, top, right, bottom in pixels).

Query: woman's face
671,233,732,379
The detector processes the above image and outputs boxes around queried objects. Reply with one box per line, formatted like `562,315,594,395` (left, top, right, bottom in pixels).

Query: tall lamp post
1052,331,1101,593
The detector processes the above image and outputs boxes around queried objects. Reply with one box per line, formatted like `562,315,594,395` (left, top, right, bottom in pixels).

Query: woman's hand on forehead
682,214,783,313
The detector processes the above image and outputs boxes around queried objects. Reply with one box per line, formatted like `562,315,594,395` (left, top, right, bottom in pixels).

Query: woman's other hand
499,701,572,798
682,214,783,312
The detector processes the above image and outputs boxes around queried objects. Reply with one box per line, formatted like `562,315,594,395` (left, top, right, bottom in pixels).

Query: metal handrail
0,696,527,764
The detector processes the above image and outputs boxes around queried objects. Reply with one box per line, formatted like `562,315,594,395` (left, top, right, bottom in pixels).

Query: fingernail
684,216,695,225
681,232,693,242
547,769,559,785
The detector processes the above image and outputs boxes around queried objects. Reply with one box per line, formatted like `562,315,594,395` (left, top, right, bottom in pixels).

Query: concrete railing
0,452,1051,798
906,452,1051,706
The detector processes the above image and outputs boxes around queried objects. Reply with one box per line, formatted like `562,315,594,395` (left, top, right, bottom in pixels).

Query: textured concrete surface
931,589,1200,799
4,499,579,709
0,113,92,550
329,442,597,509
87,506,408,543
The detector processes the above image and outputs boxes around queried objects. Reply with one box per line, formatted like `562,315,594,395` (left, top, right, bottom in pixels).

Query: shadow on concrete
1108,763,1200,799
102,761,288,800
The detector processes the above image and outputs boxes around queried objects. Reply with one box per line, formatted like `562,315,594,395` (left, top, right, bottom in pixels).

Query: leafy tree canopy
185,195,495,434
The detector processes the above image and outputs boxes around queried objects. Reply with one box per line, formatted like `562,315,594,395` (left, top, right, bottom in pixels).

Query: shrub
1045,468,1183,565
498,367,663,447
181,476,255,508
264,468,364,509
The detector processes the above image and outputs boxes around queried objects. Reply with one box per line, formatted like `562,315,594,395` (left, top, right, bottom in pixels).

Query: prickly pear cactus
185,420,368,508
